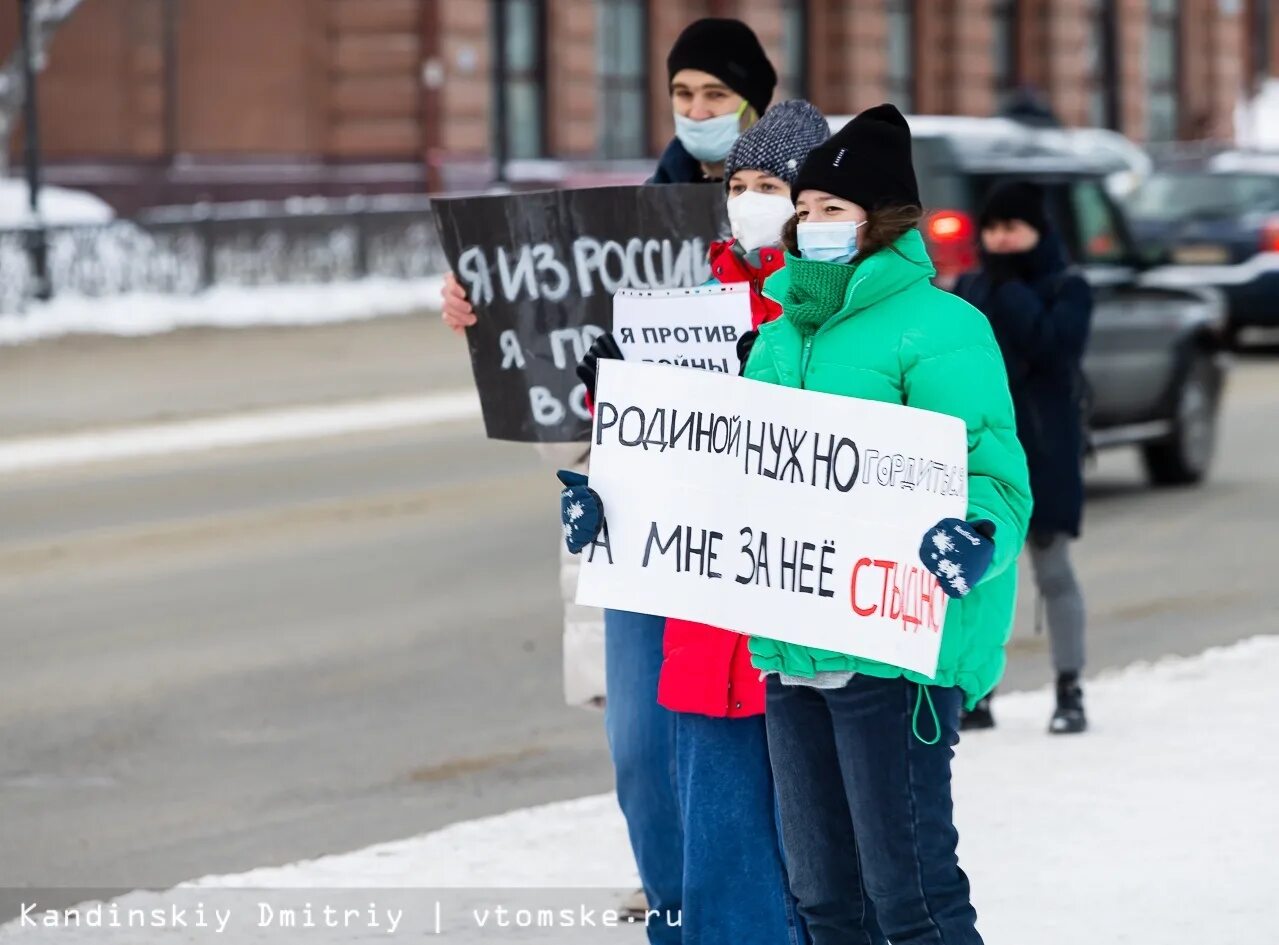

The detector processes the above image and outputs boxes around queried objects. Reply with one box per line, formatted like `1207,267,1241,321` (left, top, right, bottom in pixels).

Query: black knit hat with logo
979,181,1049,234
791,103,920,210
666,18,777,117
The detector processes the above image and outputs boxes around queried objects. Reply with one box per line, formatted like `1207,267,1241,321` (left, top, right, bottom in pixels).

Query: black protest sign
432,184,728,442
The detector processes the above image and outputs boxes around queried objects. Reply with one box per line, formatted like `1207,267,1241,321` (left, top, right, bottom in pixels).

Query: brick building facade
4,0,1278,212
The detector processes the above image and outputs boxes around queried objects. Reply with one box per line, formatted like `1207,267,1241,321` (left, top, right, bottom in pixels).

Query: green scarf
783,254,859,333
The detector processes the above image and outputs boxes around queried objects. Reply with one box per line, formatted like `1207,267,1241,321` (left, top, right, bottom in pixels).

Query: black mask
982,247,1038,284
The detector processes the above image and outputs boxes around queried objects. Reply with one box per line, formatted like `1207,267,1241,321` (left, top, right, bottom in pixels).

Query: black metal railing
0,194,450,314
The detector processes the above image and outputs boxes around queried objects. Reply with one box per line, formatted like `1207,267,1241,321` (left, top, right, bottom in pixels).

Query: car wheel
1142,353,1219,486
1223,319,1245,352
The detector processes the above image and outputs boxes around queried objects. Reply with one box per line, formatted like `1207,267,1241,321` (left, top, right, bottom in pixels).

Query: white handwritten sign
612,284,754,374
576,360,968,678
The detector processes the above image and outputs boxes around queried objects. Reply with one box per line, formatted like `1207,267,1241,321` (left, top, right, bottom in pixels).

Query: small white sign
611,284,754,375
577,360,969,678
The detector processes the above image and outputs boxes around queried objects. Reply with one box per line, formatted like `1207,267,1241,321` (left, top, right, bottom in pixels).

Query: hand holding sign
576,332,624,400
558,470,605,554
735,329,759,376
919,519,996,599
440,272,478,334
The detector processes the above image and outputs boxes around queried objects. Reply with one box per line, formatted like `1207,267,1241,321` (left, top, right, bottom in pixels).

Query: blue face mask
796,220,866,264
673,107,744,163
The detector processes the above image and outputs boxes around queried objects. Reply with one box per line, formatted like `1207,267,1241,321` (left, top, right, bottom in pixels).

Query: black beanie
791,104,920,210
979,181,1049,233
666,18,777,117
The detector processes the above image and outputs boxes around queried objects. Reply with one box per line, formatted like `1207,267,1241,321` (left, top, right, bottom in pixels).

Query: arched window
1248,0,1272,93
597,0,649,157
1145,0,1180,141
992,0,1020,106
1088,0,1119,129
885,0,916,111
779,0,809,100
493,0,547,161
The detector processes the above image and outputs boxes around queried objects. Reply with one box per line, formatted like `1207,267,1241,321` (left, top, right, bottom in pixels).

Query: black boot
1049,673,1087,735
960,693,995,731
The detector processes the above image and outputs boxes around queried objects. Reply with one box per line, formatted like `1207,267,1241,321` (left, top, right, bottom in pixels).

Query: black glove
736,329,759,376
576,332,624,399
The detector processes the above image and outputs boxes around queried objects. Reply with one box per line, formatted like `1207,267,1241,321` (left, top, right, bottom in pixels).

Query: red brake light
1262,217,1279,254
925,210,978,287
929,211,972,242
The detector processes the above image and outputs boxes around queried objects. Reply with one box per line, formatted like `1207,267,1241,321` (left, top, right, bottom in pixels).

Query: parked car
1124,151,1279,343
826,114,1229,486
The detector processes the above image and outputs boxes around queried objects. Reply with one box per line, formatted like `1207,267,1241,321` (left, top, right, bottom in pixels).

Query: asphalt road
1,317,1276,897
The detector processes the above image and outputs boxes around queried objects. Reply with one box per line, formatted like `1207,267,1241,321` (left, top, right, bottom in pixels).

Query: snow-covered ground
0,180,115,227
0,277,445,345
4,637,1275,943
0,390,479,474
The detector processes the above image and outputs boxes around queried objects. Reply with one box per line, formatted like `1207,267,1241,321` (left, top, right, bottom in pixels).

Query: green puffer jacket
743,230,1033,707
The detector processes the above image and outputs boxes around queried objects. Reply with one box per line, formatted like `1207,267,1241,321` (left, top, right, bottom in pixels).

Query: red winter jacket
656,239,786,719
710,239,784,330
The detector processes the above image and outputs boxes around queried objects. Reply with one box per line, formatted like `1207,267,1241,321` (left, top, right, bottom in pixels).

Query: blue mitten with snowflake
920,518,997,599
558,470,605,555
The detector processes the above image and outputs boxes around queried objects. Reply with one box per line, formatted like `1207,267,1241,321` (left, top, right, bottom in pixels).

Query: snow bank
0,391,480,475
0,180,114,226
0,276,445,345
3,638,1276,942
1235,78,1279,149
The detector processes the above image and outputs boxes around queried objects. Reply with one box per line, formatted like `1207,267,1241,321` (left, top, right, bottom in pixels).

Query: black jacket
649,137,711,184
954,231,1094,537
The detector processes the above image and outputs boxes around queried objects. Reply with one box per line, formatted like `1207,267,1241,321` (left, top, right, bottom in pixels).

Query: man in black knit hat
955,181,1095,736
441,17,777,308
589,18,778,936
439,17,779,939
652,17,778,183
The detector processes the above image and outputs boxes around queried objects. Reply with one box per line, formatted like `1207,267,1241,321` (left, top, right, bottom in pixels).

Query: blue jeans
675,712,806,945
604,609,683,945
765,675,983,945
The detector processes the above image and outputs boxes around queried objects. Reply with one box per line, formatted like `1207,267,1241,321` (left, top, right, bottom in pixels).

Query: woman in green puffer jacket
740,105,1032,945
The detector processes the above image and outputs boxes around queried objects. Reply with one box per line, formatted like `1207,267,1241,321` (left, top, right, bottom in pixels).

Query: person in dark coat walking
954,181,1094,735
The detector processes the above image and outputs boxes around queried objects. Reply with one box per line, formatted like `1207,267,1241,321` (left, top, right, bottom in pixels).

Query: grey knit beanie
724,99,830,188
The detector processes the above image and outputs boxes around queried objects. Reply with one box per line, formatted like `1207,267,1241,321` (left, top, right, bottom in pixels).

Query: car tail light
1261,216,1279,254
925,210,978,288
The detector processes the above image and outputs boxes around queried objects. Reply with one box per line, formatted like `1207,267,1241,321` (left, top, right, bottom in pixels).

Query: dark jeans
675,712,806,945
604,609,683,945
765,675,983,945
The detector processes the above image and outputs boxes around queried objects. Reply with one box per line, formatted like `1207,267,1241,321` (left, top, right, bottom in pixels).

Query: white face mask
796,220,866,264
726,190,795,252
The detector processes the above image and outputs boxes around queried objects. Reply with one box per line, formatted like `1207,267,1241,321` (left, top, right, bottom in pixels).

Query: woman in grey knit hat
567,100,829,945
